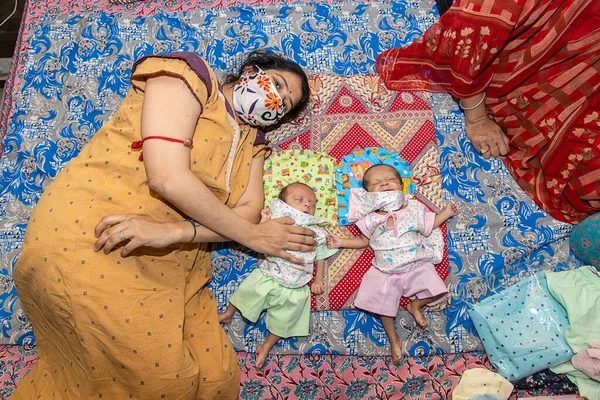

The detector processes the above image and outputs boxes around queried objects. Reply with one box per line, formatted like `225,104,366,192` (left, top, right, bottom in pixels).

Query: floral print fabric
0,345,579,399
570,213,600,270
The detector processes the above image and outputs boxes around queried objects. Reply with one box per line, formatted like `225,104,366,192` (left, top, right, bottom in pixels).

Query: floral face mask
232,66,286,127
347,188,408,222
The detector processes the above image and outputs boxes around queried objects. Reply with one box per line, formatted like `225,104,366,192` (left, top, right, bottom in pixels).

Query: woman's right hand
94,214,186,257
247,217,317,264
465,116,510,159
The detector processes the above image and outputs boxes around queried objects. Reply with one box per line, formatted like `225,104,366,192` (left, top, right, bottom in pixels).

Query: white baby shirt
352,191,444,273
259,198,336,288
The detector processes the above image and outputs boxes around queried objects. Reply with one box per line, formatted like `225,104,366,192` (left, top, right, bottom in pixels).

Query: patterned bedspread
0,0,580,361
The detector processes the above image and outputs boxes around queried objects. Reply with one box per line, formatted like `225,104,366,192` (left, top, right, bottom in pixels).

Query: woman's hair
225,49,310,123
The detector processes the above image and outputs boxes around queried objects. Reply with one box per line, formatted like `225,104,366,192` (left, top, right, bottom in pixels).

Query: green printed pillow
263,150,338,222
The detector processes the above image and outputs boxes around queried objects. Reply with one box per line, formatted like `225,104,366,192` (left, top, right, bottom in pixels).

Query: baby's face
284,185,317,215
363,165,403,193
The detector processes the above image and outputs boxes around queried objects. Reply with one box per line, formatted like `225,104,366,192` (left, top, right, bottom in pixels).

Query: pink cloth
354,261,448,317
571,341,600,382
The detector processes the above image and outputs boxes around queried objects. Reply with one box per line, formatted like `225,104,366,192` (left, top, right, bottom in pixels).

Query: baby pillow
336,147,415,225
263,150,338,222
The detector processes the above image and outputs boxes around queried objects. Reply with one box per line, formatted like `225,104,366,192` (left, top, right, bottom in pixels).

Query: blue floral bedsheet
0,1,580,356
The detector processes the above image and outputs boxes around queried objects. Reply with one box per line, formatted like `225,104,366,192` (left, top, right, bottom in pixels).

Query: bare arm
192,156,265,242
326,233,370,249
93,156,266,252
433,203,459,230
139,76,258,244
311,259,325,295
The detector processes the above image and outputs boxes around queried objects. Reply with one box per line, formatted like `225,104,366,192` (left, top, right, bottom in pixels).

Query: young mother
12,50,314,399
376,0,600,224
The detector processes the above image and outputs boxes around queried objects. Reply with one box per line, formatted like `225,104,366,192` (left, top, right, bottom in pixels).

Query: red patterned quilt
266,74,449,312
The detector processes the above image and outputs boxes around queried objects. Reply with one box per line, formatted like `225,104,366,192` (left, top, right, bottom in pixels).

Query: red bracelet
131,136,193,161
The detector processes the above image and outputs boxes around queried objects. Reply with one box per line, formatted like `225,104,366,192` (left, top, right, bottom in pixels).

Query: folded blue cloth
468,271,573,381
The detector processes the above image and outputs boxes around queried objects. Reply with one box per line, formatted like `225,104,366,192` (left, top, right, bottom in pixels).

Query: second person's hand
465,116,510,159
94,214,185,257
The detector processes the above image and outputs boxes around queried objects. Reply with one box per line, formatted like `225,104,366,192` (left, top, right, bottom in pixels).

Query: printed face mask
232,66,286,127
347,188,407,222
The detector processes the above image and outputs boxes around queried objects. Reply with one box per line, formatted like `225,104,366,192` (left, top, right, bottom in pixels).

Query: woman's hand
247,217,317,264
94,214,186,257
465,116,510,159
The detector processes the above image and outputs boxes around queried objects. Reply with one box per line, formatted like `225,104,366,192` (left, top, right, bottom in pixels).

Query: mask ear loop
242,65,260,76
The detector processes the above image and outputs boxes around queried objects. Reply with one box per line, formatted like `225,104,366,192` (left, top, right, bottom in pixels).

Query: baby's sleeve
314,227,338,260
416,201,436,236
355,214,376,239
315,244,338,261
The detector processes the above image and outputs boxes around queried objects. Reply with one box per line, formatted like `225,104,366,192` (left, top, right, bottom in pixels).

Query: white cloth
347,188,407,222
258,199,336,288
351,191,443,273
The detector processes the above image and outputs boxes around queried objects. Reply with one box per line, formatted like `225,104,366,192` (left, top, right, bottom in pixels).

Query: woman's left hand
465,116,510,159
94,214,185,257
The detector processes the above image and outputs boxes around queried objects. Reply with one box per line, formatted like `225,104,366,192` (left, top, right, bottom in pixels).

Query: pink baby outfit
348,189,448,317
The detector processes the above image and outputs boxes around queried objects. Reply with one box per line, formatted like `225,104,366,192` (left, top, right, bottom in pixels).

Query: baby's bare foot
255,344,269,369
407,301,427,328
390,338,403,364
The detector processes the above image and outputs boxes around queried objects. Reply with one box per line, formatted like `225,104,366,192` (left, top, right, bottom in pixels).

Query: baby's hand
443,203,458,217
260,207,271,223
311,280,325,295
326,234,343,249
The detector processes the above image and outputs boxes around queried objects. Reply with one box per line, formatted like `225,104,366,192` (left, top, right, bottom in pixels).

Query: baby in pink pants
327,164,457,363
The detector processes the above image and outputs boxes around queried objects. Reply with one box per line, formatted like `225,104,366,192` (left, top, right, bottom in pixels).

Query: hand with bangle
459,92,510,159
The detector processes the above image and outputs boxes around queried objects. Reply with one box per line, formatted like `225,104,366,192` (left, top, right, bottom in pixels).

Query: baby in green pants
219,182,337,368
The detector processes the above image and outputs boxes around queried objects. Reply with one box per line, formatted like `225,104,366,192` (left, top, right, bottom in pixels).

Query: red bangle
131,136,193,161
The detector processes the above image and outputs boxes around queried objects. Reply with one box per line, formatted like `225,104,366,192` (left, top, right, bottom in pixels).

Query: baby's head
278,182,317,215
362,164,403,193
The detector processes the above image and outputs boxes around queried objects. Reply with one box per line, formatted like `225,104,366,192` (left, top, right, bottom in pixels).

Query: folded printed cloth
452,368,513,400
468,271,573,381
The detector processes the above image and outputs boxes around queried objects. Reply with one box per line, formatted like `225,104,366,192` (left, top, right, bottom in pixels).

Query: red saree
376,0,600,224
